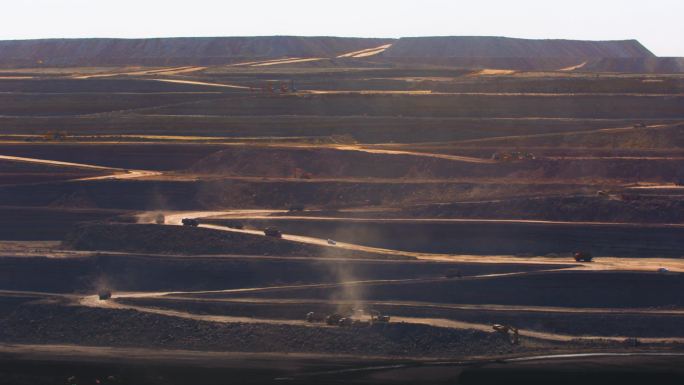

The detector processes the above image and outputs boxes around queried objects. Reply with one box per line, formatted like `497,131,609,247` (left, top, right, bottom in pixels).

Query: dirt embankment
0,144,227,171
0,160,109,185
0,36,659,69
0,178,594,211
0,77,236,93
0,92,230,117
382,37,654,59
0,253,554,293
579,57,684,73
0,114,652,143
62,223,405,260
121,296,684,338
0,301,525,358
406,195,684,223
208,218,684,258
148,93,684,119
221,270,684,309
186,146,684,182
455,123,684,150
0,206,126,240
422,76,684,94
184,147,504,179
0,37,394,67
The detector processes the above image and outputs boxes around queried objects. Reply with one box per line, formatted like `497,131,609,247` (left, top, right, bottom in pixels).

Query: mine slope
381,36,654,58
0,36,393,67
3,48,684,373
0,35,666,69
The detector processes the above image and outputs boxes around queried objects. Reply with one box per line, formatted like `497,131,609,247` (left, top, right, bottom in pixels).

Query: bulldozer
492,324,519,345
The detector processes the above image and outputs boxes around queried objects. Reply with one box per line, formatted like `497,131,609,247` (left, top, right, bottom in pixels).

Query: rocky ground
0,301,528,358
62,223,403,259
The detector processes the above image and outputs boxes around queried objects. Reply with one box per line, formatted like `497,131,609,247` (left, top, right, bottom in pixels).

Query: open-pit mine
1,34,684,384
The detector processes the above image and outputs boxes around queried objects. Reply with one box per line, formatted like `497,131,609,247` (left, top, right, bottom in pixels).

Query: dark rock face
0,36,392,67
382,36,655,58
580,57,684,73
62,223,404,260
0,35,658,68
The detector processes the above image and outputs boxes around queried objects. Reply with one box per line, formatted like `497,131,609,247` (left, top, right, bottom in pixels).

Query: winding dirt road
392,316,684,343
73,66,206,79
337,44,393,58
0,154,161,181
331,144,496,164
145,209,684,273
73,288,684,344
149,78,251,89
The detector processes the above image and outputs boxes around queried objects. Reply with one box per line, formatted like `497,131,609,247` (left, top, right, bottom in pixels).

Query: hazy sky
2,0,683,56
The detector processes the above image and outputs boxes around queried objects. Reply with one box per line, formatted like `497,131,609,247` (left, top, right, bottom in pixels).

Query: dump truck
369,310,390,324
182,218,199,227
574,251,593,262
493,324,519,345
264,227,282,238
226,221,244,229
98,290,112,300
154,213,165,224
338,317,353,327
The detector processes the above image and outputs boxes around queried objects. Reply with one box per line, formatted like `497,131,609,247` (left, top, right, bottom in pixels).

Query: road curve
4,286,683,345
150,78,252,89
75,292,684,344
332,144,497,164
0,154,161,181
152,209,684,273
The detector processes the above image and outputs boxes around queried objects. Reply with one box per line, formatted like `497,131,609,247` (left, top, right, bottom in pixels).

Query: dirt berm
0,36,392,67
212,218,684,258
406,195,684,223
0,301,525,358
185,147,511,179
382,36,653,59
0,254,557,293
63,223,406,259
186,146,684,182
